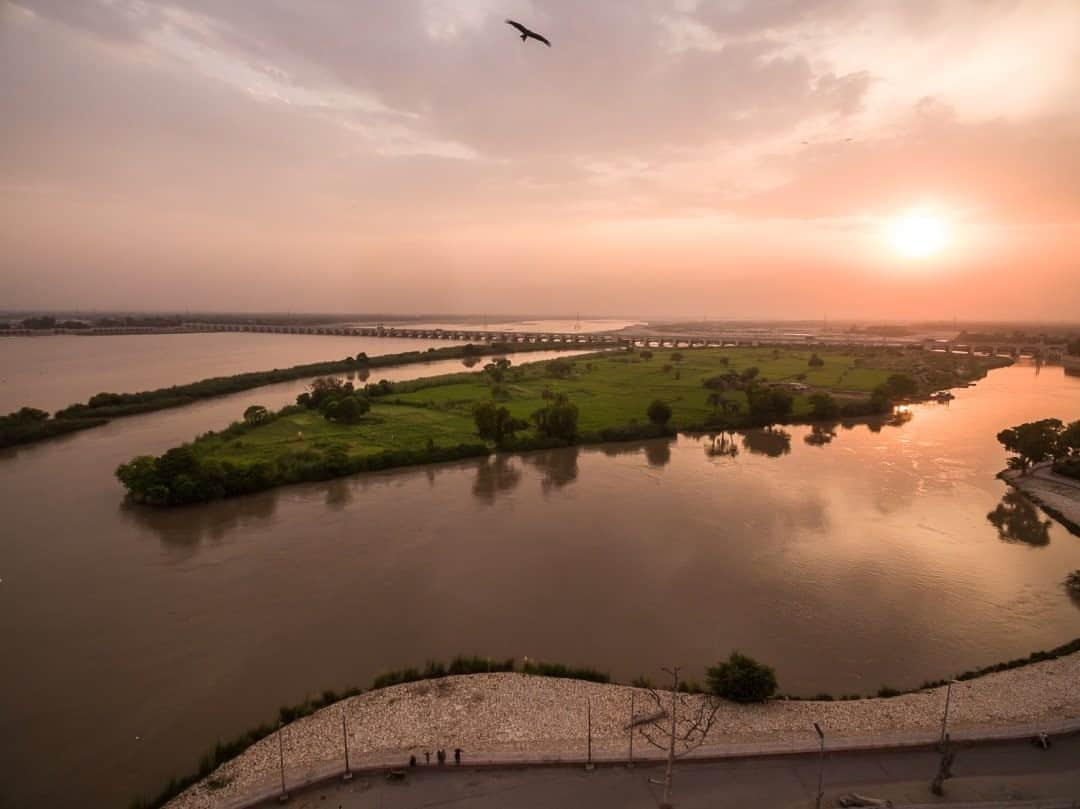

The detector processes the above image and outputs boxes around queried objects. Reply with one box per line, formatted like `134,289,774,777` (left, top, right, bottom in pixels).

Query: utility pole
661,666,679,809
814,722,825,809
277,721,289,802
939,680,957,750
585,699,594,771
342,710,353,781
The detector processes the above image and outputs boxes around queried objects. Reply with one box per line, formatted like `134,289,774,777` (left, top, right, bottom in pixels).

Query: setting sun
888,211,948,259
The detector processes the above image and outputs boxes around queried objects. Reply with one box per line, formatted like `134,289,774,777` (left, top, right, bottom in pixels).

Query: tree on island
532,394,578,441
333,395,370,424
647,399,673,426
546,358,574,379
243,405,270,426
746,386,793,425
472,401,527,446
484,358,512,383
808,392,839,420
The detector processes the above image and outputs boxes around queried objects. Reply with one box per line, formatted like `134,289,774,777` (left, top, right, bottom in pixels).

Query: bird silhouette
506,19,551,47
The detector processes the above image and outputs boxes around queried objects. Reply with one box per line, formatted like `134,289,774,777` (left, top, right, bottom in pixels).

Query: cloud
2,0,1078,317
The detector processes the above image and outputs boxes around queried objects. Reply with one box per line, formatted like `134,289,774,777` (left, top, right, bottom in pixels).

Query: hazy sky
2,0,1079,319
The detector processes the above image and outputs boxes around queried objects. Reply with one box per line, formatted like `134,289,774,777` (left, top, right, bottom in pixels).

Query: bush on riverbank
707,652,778,703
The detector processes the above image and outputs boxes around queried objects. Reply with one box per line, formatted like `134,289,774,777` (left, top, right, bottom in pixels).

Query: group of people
408,748,463,767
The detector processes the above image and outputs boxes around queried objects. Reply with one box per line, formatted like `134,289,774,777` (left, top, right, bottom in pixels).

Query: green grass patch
119,347,1003,505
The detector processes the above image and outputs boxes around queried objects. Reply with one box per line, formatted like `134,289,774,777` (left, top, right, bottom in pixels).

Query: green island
117,346,1008,506
0,342,566,449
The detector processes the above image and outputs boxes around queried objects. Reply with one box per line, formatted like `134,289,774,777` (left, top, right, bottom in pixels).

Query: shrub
520,660,610,683
876,686,902,698
646,399,673,426
707,652,778,703
808,392,839,420
546,358,574,379
447,655,515,675
808,353,825,367
532,396,578,441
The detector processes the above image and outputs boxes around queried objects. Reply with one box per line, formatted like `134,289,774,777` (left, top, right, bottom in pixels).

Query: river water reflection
1,360,1079,808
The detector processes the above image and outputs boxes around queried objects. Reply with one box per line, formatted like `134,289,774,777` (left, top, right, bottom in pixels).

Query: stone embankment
1002,464,1080,536
167,652,1080,809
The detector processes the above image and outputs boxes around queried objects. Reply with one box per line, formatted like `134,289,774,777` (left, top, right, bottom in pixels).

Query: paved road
265,736,1080,809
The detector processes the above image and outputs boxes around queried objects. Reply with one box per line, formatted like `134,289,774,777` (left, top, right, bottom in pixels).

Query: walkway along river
0,352,1078,808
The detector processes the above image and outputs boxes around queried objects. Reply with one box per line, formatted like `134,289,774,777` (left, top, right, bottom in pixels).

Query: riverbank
0,342,578,449
118,346,1006,506
1001,465,1080,537
162,651,1080,809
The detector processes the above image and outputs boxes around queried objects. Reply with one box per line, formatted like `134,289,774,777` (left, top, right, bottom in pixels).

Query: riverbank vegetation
117,347,1008,505
996,417,1080,475
2,342,570,449
0,406,107,449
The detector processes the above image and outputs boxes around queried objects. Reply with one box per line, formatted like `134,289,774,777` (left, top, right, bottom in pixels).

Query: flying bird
506,19,551,47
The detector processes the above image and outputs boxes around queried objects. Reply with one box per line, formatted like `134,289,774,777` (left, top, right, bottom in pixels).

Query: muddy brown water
0,338,1078,808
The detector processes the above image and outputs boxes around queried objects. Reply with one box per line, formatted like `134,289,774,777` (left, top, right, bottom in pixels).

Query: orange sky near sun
2,1,1079,320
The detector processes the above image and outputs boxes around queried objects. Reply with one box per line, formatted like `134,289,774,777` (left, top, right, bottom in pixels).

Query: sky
2,0,1079,320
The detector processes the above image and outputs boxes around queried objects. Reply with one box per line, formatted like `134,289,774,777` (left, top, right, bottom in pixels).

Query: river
0,336,1078,808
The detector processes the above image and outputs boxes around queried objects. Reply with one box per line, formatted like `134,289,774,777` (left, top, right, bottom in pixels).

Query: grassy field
193,346,969,467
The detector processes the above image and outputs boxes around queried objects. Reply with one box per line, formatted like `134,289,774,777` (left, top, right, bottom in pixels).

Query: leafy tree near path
996,418,1065,473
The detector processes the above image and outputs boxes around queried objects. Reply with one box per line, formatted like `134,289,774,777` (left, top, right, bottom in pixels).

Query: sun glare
888,211,948,259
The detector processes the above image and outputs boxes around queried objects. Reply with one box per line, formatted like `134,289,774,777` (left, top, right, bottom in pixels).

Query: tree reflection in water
741,427,791,457
599,439,673,468
524,447,581,491
986,490,1051,546
121,492,279,550
704,431,739,458
471,455,522,503
804,422,838,447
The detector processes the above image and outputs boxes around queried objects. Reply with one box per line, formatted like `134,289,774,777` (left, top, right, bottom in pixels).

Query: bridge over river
0,322,1070,359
